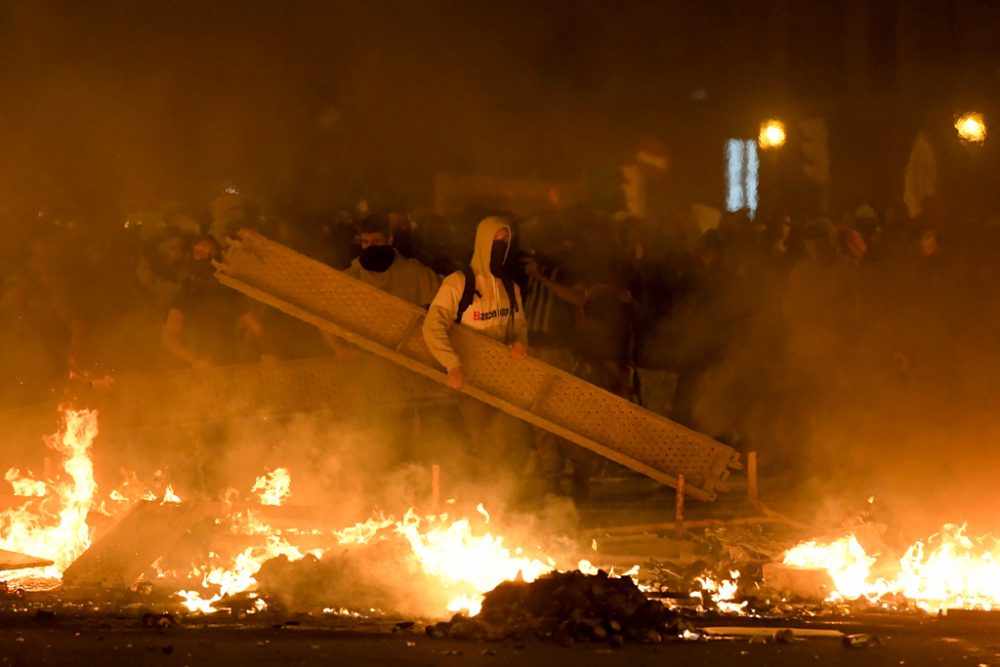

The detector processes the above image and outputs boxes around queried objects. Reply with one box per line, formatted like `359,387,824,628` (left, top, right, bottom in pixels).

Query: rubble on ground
426,570,692,646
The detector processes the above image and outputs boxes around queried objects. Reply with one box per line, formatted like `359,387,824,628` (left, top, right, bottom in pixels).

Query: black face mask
359,245,395,272
489,240,510,277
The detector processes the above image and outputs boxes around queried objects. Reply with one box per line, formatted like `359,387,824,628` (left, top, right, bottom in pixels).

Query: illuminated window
725,139,758,218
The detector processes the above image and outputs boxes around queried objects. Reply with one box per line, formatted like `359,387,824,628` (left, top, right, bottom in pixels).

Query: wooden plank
0,548,53,572
62,501,212,588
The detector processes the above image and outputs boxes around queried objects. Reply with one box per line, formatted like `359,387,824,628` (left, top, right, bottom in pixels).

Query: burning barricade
2,405,1000,655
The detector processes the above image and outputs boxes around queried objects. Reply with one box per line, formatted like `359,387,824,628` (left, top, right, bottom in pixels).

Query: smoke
677,216,1000,541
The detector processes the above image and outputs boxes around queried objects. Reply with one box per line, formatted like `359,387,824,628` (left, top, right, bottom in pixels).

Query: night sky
0,0,997,215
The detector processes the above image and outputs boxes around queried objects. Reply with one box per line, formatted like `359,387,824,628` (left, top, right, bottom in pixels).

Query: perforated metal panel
218,230,740,500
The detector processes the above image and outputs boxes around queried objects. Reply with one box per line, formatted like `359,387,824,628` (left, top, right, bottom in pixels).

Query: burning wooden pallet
217,230,740,500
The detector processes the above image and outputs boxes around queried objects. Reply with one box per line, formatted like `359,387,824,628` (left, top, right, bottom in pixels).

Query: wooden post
431,464,441,512
674,474,685,539
747,452,761,511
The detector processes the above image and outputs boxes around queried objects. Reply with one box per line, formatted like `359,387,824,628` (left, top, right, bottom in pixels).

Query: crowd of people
2,188,999,499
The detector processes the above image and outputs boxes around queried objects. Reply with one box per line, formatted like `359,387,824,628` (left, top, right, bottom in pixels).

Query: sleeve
512,283,529,347
421,273,464,370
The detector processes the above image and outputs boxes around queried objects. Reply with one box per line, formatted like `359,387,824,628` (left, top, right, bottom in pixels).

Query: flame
693,570,747,614
334,508,561,616
0,410,631,619
5,469,48,497
783,535,876,601
782,523,1000,612
251,468,291,506
161,485,181,504
0,409,99,580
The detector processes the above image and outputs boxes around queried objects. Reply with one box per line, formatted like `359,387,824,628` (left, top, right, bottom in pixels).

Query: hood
470,216,511,277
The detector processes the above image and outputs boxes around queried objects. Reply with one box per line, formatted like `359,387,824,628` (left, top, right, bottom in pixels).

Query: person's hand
510,342,528,359
522,256,542,280
446,366,465,390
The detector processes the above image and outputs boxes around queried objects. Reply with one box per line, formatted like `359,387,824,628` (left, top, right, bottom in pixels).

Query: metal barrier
218,230,740,500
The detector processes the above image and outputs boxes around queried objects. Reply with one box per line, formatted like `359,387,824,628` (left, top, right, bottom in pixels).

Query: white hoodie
422,217,528,371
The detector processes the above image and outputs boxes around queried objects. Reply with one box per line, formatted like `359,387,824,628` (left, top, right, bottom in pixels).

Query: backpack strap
501,278,518,316
454,268,519,325
454,266,480,324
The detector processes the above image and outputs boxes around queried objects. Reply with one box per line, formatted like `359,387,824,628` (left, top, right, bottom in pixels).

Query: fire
0,408,628,619
783,535,875,601
161,485,181,504
4,469,47,497
782,523,1000,612
0,409,100,580
251,468,291,506
335,508,561,616
693,570,747,614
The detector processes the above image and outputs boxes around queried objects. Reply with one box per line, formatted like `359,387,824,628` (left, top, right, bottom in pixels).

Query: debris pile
255,542,447,617
427,570,690,646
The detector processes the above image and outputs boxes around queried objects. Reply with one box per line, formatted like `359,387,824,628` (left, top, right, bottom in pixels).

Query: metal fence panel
218,230,740,500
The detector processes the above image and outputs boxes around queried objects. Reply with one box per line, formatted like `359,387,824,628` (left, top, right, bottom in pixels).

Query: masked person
422,216,532,484
162,235,273,369
344,216,439,307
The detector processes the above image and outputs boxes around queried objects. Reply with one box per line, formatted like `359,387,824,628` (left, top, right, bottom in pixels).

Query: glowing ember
782,523,1000,612
251,468,292,506
0,408,99,581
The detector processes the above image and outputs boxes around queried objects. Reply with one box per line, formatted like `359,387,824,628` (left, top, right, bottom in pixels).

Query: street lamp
758,119,786,149
955,112,987,144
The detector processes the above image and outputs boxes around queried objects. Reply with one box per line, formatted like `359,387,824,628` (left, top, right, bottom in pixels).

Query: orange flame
251,468,291,506
0,409,99,581
782,523,1000,612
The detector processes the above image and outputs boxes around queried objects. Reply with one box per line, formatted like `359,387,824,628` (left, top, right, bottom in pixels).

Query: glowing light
725,139,758,218
955,112,986,144
744,140,759,215
725,139,745,212
758,119,786,149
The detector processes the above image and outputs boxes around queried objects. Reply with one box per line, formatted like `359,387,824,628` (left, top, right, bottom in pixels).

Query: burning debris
0,402,993,660
0,408,100,583
773,523,1000,612
426,570,687,646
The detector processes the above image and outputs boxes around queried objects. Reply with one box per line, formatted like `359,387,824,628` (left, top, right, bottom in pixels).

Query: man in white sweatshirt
422,216,528,385
422,216,531,480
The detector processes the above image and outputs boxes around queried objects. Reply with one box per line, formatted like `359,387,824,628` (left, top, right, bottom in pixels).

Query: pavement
0,609,998,666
